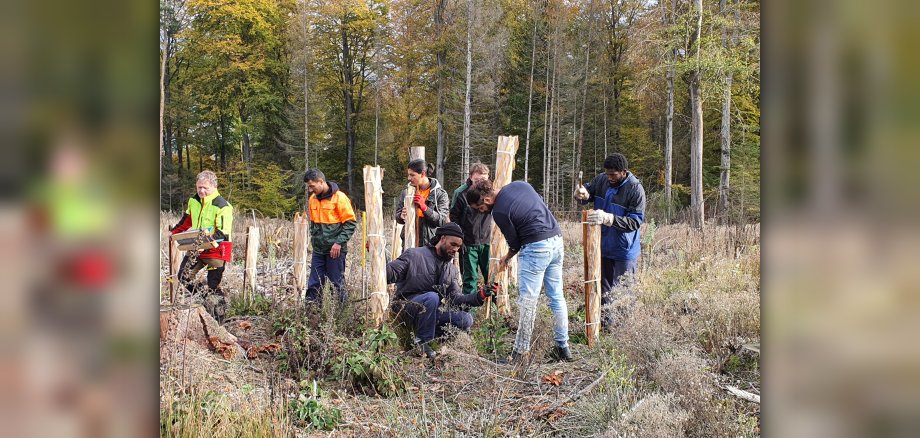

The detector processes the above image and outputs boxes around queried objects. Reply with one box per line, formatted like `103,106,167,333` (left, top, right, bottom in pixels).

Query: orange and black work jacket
308,182,357,255
171,191,234,262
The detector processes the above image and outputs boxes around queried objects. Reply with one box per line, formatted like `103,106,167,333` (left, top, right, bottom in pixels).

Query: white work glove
574,186,590,200
586,209,615,226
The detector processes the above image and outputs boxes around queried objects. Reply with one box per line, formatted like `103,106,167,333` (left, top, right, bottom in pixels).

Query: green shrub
331,328,405,397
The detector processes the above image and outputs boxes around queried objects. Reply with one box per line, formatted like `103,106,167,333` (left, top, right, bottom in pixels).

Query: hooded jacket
386,245,485,309
581,171,646,261
450,180,492,246
170,190,234,261
394,177,450,246
308,182,357,255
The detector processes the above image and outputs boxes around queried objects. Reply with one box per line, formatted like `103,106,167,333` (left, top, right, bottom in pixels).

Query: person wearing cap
386,223,500,359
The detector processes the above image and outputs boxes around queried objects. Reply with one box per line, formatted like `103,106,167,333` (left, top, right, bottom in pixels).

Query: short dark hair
304,168,326,183
604,153,628,172
465,178,493,205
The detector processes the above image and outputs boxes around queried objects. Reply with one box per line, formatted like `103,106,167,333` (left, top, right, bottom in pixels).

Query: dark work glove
479,282,501,300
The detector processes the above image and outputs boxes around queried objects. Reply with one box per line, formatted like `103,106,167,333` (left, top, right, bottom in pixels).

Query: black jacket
386,245,485,309
394,177,450,246
449,180,492,246
491,181,561,255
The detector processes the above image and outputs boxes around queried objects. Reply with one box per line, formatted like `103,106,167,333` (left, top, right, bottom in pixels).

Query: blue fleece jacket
581,172,646,260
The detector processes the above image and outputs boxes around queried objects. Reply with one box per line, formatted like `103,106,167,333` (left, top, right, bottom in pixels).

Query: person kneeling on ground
386,223,500,359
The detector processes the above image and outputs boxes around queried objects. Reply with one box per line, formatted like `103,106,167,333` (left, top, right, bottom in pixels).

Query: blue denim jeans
391,292,474,343
514,235,568,353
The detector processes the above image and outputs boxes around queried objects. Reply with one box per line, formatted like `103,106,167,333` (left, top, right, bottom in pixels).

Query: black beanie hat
434,223,464,240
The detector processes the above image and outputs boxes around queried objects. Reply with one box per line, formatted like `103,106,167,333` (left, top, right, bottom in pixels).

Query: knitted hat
434,223,464,240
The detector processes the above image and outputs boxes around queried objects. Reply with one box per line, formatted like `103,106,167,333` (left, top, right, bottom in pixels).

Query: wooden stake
243,225,260,303
168,234,181,304
391,222,403,260
292,212,310,297
583,210,602,346
487,135,520,317
364,165,388,327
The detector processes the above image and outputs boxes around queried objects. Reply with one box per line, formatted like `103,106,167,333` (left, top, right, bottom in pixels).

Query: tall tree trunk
159,32,167,180
719,74,732,219
435,0,446,183
718,0,732,220
176,122,184,176
689,0,704,229
342,27,356,194
242,132,252,167
603,91,608,158
461,0,473,179
524,9,538,183
302,6,310,178
164,120,173,169
554,79,561,210
185,143,191,173
542,28,552,199
218,112,227,171
664,0,675,221
546,50,556,203
570,87,579,212
574,5,592,211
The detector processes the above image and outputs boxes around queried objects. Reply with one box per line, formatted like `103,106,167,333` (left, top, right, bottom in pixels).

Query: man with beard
574,153,646,330
387,223,500,359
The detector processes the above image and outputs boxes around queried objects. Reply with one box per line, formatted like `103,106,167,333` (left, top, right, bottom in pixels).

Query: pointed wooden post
292,212,310,298
391,222,403,260
364,165,388,327
243,225,260,303
168,233,181,304
583,210,602,346
487,135,519,317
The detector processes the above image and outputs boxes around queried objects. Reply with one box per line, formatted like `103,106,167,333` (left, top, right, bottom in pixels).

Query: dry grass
159,213,760,436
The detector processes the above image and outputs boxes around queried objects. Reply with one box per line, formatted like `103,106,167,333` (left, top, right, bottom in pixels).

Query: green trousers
460,244,490,295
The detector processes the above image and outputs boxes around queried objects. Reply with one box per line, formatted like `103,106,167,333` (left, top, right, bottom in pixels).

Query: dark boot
203,290,227,324
497,350,526,365
414,338,436,360
552,345,574,362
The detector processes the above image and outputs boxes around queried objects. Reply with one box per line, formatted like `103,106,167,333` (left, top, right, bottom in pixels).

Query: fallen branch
534,367,610,418
723,385,760,404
